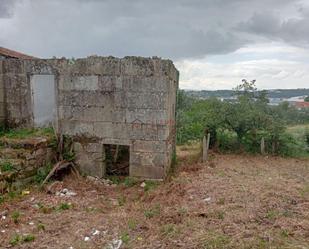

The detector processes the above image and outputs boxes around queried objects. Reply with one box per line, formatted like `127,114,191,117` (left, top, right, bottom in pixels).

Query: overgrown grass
11,210,21,224
144,204,161,219
35,163,52,184
9,234,35,246
1,127,54,139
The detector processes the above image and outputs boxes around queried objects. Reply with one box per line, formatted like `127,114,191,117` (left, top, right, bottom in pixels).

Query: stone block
58,91,83,106
60,120,94,136
114,91,127,108
84,142,102,153
112,122,129,139
121,57,155,76
72,75,99,91
93,122,114,138
132,140,166,153
122,76,169,92
102,138,131,146
126,91,167,110
130,151,166,167
130,164,165,179
83,106,113,122
74,142,105,178
99,76,114,91
126,109,168,124
128,123,157,140
3,60,25,74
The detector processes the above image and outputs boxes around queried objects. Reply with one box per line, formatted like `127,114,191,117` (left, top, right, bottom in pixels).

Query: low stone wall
0,136,55,191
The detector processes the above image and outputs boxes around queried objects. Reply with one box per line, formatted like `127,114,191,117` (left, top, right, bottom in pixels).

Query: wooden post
260,137,265,155
203,133,211,162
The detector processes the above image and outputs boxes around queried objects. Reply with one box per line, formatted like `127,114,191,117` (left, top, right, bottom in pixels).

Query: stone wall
2,59,60,128
1,56,178,179
0,60,5,125
0,136,55,191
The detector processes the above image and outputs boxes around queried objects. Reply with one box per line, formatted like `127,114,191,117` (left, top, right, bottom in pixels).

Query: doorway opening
30,74,56,127
104,144,130,176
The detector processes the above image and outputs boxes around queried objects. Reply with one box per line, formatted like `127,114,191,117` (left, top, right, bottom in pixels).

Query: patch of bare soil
1,151,309,249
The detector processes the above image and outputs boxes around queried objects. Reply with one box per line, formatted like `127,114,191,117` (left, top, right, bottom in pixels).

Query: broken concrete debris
55,188,77,197
107,239,123,249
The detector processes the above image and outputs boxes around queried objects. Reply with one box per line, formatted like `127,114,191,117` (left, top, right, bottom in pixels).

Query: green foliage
160,224,178,237
123,177,138,187
35,163,52,184
0,161,14,172
37,222,46,231
62,135,75,161
305,96,309,102
143,180,159,192
177,80,309,157
120,231,130,244
2,127,54,139
10,234,21,246
56,202,72,211
22,234,35,242
128,218,137,230
9,234,35,246
200,232,231,249
305,128,309,147
11,210,20,224
107,176,122,185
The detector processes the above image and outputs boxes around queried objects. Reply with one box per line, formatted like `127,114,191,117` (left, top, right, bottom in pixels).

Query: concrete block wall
0,60,5,125
0,56,178,180
56,57,178,179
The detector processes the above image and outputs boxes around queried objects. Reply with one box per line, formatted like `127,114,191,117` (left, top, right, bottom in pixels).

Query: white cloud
176,43,309,90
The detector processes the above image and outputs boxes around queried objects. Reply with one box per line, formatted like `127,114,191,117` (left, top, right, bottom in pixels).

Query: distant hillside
185,89,309,99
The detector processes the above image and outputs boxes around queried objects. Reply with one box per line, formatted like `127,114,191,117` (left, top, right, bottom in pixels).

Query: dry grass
1,146,309,248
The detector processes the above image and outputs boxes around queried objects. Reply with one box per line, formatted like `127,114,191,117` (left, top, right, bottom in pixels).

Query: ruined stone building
0,47,179,179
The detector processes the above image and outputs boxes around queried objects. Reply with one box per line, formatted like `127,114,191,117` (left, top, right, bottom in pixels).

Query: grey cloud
0,0,19,18
0,0,304,59
237,6,309,47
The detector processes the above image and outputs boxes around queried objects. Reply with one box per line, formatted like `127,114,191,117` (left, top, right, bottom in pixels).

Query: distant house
294,102,309,110
0,47,35,59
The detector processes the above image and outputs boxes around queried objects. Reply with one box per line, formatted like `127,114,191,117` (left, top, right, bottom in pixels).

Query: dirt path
1,152,309,249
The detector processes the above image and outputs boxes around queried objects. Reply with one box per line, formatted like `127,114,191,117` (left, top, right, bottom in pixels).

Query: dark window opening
104,144,130,176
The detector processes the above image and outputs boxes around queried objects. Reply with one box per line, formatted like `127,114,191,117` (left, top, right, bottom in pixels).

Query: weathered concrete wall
1,56,178,179
56,57,178,179
0,60,6,125
1,60,34,127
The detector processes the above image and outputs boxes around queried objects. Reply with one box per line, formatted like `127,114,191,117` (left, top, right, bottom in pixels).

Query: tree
305,96,309,102
224,80,269,144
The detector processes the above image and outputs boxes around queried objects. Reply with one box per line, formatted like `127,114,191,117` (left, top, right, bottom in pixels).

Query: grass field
1,145,309,248
287,124,309,139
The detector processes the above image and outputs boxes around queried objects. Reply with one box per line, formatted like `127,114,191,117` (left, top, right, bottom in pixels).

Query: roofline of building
0,47,37,59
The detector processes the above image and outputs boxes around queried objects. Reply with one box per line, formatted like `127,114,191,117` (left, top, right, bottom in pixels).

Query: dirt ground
1,146,309,249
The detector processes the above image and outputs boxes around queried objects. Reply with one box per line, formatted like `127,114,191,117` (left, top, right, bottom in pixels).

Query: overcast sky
1,0,309,90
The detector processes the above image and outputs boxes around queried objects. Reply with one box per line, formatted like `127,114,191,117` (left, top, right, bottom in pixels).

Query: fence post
203,133,211,162
260,137,265,155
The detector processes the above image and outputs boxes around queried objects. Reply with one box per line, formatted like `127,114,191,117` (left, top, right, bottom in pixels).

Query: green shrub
123,177,138,187
0,161,14,172
11,211,20,224
35,163,52,184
